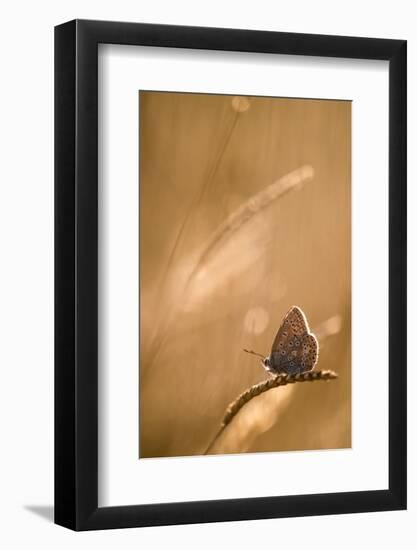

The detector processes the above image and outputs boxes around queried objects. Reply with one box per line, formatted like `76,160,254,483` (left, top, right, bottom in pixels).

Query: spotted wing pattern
269,306,318,375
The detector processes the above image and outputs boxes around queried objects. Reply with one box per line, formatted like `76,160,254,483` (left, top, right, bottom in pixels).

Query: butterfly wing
269,306,318,374
271,306,309,352
300,333,319,371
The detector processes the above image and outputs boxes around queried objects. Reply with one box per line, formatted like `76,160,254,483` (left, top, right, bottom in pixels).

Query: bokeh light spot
244,306,269,334
232,96,251,113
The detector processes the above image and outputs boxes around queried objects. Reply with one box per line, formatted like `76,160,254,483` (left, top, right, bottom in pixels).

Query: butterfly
244,306,319,375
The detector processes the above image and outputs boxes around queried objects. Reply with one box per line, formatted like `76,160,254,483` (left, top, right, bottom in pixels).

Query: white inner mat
98,44,389,507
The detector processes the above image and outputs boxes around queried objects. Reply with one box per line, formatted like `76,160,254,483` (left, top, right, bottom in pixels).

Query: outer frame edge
54,19,77,531
54,19,407,531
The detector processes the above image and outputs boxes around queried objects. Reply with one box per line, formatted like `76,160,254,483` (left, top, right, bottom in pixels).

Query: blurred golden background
139,91,351,458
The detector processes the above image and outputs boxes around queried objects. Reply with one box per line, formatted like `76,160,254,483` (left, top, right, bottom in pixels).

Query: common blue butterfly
244,306,319,375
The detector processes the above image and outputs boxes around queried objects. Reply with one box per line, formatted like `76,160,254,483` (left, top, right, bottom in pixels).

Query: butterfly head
262,356,271,368
262,355,277,374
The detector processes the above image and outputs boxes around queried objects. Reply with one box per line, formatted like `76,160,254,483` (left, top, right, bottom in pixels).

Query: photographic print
139,91,351,458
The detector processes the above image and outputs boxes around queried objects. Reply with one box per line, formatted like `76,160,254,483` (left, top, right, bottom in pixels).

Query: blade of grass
204,370,338,455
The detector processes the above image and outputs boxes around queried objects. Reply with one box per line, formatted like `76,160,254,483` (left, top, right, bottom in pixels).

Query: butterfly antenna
243,348,266,360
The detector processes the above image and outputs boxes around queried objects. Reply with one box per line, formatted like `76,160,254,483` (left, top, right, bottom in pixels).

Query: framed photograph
55,19,406,530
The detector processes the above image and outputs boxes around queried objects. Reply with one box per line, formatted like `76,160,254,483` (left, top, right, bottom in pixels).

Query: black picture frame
55,19,407,531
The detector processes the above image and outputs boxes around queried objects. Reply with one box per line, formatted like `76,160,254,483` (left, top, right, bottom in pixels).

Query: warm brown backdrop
139,91,351,458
